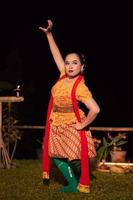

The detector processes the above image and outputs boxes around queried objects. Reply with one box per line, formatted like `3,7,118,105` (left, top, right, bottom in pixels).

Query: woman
39,20,100,193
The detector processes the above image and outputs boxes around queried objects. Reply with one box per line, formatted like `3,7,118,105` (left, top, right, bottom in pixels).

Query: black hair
65,52,87,65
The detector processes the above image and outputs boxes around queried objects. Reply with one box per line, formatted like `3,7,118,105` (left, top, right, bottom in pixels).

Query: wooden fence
13,125,133,132
13,125,133,168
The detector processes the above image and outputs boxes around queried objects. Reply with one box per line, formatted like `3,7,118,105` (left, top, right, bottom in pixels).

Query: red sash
42,74,90,187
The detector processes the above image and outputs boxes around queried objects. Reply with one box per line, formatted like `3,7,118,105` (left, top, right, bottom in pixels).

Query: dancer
39,19,100,193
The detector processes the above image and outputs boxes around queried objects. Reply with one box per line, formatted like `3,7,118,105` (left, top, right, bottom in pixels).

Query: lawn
0,159,133,200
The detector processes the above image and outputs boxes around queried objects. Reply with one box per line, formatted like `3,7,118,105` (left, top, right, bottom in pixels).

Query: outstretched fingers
39,19,53,33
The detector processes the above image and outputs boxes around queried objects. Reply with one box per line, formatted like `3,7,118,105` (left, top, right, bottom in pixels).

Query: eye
73,61,78,65
65,61,69,65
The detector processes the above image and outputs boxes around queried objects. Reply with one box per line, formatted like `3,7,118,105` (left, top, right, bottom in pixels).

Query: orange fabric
50,76,92,126
49,124,96,159
42,74,90,188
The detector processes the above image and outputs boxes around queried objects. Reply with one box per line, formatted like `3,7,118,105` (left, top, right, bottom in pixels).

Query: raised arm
39,20,65,72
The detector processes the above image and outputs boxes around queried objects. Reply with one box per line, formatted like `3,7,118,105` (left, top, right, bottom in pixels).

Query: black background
0,1,133,159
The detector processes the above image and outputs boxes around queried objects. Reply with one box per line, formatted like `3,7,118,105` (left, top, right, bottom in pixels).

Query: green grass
0,160,133,200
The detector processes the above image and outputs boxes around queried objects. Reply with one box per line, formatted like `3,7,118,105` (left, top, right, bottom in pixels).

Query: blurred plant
107,133,127,151
2,103,22,161
93,137,101,149
96,133,127,162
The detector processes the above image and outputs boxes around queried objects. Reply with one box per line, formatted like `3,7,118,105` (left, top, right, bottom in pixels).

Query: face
65,53,84,78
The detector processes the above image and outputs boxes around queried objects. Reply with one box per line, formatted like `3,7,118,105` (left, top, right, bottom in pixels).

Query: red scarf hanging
42,75,66,178
71,75,90,188
42,74,89,188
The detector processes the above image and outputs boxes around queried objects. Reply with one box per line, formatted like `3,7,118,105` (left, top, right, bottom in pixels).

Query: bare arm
39,20,65,72
74,98,100,130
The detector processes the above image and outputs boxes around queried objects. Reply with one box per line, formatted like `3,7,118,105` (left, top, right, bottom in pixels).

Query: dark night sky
0,1,133,127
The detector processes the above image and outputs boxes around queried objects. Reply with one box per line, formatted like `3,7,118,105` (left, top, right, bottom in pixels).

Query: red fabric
42,74,89,187
42,95,53,172
42,75,66,173
71,75,90,186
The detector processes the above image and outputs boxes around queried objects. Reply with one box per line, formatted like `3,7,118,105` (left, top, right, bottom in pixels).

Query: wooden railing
13,125,133,132
13,125,133,167
4,125,133,168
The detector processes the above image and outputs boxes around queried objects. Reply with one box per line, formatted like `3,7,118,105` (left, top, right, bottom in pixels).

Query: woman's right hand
39,19,53,34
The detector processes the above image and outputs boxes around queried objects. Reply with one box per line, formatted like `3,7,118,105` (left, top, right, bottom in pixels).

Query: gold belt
53,105,74,113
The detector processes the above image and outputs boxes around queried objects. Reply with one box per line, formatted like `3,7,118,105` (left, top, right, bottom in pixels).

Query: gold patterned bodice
50,74,92,126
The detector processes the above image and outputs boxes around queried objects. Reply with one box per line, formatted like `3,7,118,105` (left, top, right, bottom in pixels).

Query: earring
81,66,84,73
